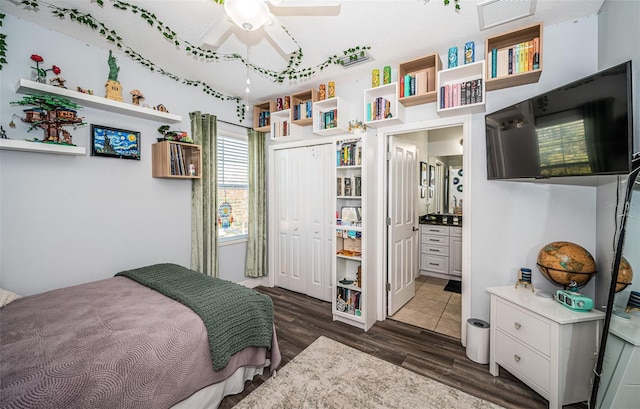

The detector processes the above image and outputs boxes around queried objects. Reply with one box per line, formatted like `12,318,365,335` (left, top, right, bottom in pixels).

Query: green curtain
245,129,267,277
190,112,218,277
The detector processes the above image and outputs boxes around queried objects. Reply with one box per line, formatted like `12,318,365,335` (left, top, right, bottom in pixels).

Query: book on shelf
354,175,362,197
488,37,540,79
336,177,343,196
344,177,352,196
336,139,362,167
439,79,483,109
415,70,428,95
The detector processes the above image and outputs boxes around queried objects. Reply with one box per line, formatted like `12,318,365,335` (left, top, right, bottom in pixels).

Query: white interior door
387,136,417,316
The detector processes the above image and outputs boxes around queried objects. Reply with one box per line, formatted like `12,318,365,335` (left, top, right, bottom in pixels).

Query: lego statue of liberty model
105,50,123,102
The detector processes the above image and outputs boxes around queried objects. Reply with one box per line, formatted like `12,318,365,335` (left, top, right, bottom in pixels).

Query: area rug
444,279,462,294
234,336,503,409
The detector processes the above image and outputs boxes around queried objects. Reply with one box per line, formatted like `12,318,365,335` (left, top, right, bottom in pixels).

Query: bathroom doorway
382,117,470,341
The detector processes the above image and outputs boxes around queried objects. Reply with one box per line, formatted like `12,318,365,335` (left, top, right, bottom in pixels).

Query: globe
615,256,633,293
536,241,597,288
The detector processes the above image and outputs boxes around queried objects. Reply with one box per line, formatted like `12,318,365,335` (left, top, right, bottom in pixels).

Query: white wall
2,10,632,326
0,15,251,295
594,0,640,308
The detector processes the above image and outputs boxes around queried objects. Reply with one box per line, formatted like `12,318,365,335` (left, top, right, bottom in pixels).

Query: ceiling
3,0,605,114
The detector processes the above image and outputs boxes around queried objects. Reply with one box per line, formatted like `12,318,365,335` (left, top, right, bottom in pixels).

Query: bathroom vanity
419,214,462,279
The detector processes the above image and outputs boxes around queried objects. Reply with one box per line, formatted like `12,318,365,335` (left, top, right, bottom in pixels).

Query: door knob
412,226,419,231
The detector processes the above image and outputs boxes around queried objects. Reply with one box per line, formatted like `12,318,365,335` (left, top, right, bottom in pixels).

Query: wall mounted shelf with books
485,23,543,91
253,100,273,133
151,140,202,179
398,53,442,107
15,79,182,123
270,108,303,141
290,89,318,127
313,97,349,136
437,60,486,117
364,82,405,128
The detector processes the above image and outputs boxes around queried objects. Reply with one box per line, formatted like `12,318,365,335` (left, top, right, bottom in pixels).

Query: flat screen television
485,61,633,180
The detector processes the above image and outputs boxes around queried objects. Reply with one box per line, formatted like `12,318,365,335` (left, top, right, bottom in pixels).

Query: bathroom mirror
590,157,640,408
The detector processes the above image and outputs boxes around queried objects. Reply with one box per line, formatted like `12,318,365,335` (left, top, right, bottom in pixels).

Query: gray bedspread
0,275,280,409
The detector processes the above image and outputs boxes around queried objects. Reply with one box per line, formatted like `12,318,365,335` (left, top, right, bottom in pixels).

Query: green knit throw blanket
116,263,274,370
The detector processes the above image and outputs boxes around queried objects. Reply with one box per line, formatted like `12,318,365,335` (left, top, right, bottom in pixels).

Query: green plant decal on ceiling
15,0,372,121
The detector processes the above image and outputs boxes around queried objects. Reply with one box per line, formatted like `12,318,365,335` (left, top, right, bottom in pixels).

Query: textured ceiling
3,0,605,107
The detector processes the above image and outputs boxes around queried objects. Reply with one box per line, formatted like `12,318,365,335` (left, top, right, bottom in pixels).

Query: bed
0,263,281,408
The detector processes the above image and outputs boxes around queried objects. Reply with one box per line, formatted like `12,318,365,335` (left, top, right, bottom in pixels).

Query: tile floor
389,275,462,338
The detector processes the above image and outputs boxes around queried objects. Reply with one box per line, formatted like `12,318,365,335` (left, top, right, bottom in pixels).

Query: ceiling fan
199,0,341,55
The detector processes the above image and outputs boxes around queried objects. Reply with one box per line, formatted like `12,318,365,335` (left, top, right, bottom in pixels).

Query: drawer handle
429,248,440,252
514,322,521,330
514,354,521,363
429,263,438,266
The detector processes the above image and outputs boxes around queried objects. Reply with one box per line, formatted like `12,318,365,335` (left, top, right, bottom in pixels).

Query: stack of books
293,100,313,121
366,97,391,121
439,79,483,109
336,139,362,166
317,109,338,130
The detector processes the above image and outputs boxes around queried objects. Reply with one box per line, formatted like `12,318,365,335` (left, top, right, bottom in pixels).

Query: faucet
453,196,458,207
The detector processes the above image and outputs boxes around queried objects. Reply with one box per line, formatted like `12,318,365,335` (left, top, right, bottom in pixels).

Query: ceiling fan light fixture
224,0,271,31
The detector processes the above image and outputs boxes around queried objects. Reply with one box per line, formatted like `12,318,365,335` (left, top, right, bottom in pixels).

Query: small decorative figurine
318,84,326,100
383,66,391,85
448,46,458,68
10,94,86,144
464,41,475,64
372,69,380,87
130,89,145,106
328,81,335,98
30,54,62,84
49,76,66,88
105,50,123,102
515,267,534,292
154,104,169,113
76,86,94,95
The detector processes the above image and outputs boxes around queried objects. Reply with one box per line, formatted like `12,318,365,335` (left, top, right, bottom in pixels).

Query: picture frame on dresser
90,124,140,160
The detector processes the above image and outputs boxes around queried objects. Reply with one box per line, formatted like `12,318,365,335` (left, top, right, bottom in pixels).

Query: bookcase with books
152,140,202,179
363,82,405,128
291,89,318,126
270,108,303,141
333,134,375,331
313,97,350,135
436,60,486,116
253,100,273,132
398,53,442,107
485,23,543,91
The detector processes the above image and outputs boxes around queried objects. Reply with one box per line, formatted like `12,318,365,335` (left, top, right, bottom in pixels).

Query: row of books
366,97,392,122
256,111,270,128
272,120,290,138
317,109,338,130
336,140,362,166
169,144,189,176
439,79,483,110
337,175,362,197
488,37,540,78
400,71,430,98
336,287,362,315
292,101,313,121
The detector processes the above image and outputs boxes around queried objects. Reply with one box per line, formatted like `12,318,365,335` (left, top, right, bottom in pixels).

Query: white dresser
486,286,605,409
419,224,461,279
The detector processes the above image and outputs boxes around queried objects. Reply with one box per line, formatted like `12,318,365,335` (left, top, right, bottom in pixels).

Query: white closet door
305,144,333,302
273,144,332,301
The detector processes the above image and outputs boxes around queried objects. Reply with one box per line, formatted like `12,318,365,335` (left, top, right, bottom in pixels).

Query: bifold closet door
273,145,332,301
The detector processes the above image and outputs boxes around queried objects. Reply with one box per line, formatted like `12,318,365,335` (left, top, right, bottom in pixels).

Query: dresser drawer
450,227,462,237
421,254,448,273
495,330,550,395
421,234,448,246
495,299,551,356
422,244,449,256
421,225,449,236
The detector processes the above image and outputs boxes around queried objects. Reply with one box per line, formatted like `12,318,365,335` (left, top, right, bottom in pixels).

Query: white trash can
466,318,490,364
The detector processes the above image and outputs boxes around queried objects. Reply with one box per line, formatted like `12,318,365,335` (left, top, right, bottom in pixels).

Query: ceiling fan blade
198,15,233,48
263,19,299,55
268,0,341,16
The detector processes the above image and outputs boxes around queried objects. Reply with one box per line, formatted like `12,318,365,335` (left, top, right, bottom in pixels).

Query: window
217,133,249,242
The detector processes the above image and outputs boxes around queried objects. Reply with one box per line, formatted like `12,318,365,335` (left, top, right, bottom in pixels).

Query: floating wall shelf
0,139,86,156
15,79,183,123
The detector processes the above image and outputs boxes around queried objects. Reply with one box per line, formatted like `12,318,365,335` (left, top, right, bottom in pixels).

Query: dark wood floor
219,286,589,409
